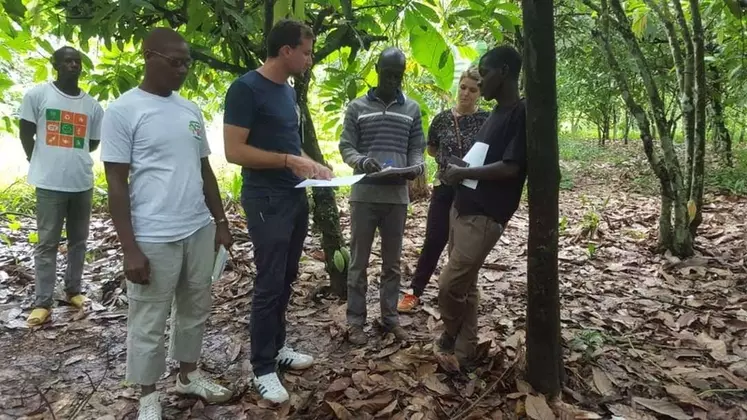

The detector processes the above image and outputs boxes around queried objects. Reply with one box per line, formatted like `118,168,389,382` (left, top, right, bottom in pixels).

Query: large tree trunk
523,0,563,397
295,74,348,297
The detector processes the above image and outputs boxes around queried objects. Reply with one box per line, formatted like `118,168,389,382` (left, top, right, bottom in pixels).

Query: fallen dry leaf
526,394,555,420
607,404,658,420
422,373,451,395
327,401,352,420
592,366,615,396
632,397,692,420
664,384,709,410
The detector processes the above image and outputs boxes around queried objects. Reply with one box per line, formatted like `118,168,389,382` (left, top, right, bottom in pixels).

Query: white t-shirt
100,88,213,243
19,82,104,192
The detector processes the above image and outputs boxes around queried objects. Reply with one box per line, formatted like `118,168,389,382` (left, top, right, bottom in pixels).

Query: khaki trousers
125,223,215,385
438,207,503,362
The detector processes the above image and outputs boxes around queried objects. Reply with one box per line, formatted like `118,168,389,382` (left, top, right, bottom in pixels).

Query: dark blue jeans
242,190,308,376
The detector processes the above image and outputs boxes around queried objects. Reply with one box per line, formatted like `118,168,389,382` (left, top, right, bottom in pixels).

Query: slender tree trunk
623,109,630,145
589,0,693,257
408,173,430,201
688,0,706,235
523,0,562,397
612,105,618,141
709,59,733,166
295,74,348,297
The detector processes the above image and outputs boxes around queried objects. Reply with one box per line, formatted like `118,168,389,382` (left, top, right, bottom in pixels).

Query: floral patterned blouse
428,109,490,172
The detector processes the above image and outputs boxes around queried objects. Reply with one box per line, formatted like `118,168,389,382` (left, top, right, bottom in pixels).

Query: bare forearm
226,143,287,169
20,136,34,161
107,181,138,253
460,161,520,180
201,165,227,221
89,139,100,152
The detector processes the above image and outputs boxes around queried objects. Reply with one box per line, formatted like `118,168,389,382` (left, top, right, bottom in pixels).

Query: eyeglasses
147,50,193,68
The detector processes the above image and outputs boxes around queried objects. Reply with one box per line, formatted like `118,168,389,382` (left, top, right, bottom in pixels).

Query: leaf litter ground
1,155,746,419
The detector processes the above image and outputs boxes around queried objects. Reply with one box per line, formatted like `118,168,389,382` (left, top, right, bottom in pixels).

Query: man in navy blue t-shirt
223,19,332,404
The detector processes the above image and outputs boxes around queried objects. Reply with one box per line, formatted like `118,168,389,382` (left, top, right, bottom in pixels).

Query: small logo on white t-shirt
188,120,203,141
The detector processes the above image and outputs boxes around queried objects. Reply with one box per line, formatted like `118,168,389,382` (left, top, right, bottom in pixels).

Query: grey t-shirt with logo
100,88,212,243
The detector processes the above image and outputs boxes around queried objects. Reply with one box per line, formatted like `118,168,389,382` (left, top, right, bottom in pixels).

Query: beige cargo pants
125,223,215,385
438,207,503,363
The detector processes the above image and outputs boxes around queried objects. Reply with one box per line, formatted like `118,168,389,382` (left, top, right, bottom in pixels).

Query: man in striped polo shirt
339,47,425,345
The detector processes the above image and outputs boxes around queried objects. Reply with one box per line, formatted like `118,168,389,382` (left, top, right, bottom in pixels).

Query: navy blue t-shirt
223,71,302,197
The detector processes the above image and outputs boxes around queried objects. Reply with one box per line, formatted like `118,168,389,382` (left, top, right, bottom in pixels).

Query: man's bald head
375,47,407,102
141,27,192,95
377,47,406,68
143,27,186,53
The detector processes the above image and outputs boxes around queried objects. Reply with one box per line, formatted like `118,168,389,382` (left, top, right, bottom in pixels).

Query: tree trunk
408,173,430,202
612,104,618,141
295,74,348,297
523,0,563,397
623,109,630,145
688,0,706,235
708,59,733,167
589,0,694,257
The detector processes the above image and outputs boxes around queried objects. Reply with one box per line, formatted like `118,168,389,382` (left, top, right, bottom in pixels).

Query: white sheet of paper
366,165,421,178
295,174,366,188
460,142,489,189
212,245,228,283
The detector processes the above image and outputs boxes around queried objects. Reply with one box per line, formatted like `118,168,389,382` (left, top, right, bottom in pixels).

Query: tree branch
191,49,248,75
314,29,387,64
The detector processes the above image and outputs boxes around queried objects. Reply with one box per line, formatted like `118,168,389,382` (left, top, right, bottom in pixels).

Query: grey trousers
346,202,407,328
126,223,215,385
34,188,93,308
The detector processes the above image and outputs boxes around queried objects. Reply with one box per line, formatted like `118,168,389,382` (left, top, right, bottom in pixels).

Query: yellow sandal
68,295,88,309
27,308,52,327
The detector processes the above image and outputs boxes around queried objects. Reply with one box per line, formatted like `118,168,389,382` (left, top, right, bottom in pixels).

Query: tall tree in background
584,0,707,257
523,0,562,396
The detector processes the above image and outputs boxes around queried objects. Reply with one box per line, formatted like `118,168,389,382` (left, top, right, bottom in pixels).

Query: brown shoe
436,332,455,353
348,326,367,345
385,325,409,342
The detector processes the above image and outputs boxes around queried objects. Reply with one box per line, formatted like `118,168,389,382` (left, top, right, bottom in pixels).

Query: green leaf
33,65,48,83
406,10,454,91
28,231,39,244
412,2,440,23
2,0,26,20
496,14,514,31
346,79,357,100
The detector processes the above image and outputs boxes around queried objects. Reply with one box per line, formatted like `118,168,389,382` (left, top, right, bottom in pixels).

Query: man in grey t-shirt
339,47,425,345
101,28,232,420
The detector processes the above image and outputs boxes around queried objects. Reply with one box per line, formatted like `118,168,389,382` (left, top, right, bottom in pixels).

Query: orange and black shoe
397,293,420,313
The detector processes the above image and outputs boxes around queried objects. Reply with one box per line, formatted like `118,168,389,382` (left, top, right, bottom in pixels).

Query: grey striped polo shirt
339,89,425,204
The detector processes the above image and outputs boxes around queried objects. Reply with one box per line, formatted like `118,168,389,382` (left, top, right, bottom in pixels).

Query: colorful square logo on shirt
74,125,86,137
46,122,60,133
61,111,75,124
46,108,61,121
45,132,59,146
73,137,85,149
59,135,73,148
60,123,74,136
73,113,87,126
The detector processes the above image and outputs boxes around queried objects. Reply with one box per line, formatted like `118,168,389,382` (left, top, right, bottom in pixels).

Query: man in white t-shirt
18,46,104,327
101,28,232,419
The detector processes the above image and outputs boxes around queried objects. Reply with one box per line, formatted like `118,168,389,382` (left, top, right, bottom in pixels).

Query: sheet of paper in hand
366,164,422,178
295,174,366,188
461,142,489,189
212,245,229,283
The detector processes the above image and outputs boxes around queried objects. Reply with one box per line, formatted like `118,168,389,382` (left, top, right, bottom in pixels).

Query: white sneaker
253,372,289,403
137,391,162,420
276,346,314,370
175,370,232,403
